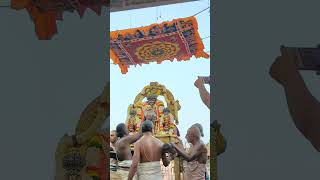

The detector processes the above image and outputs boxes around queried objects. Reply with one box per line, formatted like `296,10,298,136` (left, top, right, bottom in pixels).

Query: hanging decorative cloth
11,0,108,40
110,16,210,74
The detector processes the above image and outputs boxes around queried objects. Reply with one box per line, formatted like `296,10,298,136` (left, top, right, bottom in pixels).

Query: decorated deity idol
145,94,166,133
145,94,157,108
134,104,143,131
160,108,175,135
129,82,181,136
144,105,157,122
127,109,138,134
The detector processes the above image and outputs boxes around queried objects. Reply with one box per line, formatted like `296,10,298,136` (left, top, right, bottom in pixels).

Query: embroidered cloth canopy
110,16,209,74
11,0,108,40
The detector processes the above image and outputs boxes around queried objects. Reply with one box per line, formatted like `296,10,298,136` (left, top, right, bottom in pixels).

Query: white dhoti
137,161,161,180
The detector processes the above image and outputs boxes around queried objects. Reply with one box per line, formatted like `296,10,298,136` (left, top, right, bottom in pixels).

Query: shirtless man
171,126,208,180
113,123,143,179
270,49,320,151
110,130,118,166
128,120,171,180
110,130,117,151
191,123,211,178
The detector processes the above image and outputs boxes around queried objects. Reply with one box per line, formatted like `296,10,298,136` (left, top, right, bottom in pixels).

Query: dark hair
162,143,173,153
116,123,127,138
141,120,153,133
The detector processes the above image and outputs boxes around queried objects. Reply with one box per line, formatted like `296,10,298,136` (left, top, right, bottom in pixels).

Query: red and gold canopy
11,0,108,40
110,16,210,74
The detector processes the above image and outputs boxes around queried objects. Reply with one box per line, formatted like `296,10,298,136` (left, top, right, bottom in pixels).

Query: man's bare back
128,120,167,180
136,133,163,163
115,123,142,161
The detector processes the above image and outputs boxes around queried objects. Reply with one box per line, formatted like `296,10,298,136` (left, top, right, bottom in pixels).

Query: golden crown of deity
146,93,158,100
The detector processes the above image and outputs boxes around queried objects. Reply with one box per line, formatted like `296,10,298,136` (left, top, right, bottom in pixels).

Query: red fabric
26,6,58,40
110,16,209,74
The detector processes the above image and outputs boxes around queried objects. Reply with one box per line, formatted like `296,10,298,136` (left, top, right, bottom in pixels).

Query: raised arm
128,142,140,180
194,77,210,109
270,53,320,151
122,130,143,146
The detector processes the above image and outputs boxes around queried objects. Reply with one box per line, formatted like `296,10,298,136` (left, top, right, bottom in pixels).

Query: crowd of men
109,120,208,180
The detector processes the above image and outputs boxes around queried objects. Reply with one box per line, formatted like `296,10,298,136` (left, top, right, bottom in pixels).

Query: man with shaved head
191,123,210,179
111,123,143,180
109,130,118,167
171,126,208,180
128,120,171,180
192,123,204,137
110,130,117,151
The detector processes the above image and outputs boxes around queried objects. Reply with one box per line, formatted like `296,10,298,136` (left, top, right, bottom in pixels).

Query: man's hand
270,47,320,152
270,47,300,86
169,147,178,159
170,141,181,150
194,77,204,88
